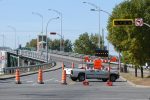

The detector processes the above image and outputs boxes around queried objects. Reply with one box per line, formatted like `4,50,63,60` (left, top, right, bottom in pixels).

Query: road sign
50,32,56,35
94,59,102,69
95,49,108,57
135,18,143,26
113,19,133,26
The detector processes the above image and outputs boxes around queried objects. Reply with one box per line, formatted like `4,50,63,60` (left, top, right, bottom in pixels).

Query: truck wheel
110,75,116,82
102,78,108,82
78,74,85,82
71,77,78,81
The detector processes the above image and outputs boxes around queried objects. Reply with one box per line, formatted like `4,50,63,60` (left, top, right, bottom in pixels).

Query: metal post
102,28,104,50
0,34,4,47
2,34,4,47
46,17,59,63
60,14,63,51
8,25,16,49
32,12,44,51
98,10,101,49
83,2,101,49
118,51,121,73
48,9,63,51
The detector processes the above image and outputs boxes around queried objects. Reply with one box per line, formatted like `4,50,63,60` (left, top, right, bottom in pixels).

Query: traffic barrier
15,69,21,84
84,56,90,62
106,66,112,71
72,62,74,69
106,80,113,86
61,70,67,85
94,59,102,70
83,80,89,86
37,69,44,84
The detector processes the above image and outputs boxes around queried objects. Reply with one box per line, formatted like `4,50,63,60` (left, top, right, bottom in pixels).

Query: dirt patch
120,72,150,86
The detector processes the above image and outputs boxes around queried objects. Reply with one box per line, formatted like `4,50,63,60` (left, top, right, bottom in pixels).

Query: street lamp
32,12,44,50
48,9,63,51
83,1,101,49
0,34,4,47
8,25,19,67
100,9,111,16
8,25,16,49
46,17,59,62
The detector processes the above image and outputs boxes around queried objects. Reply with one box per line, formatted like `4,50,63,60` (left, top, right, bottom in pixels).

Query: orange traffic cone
72,62,74,69
37,69,44,84
62,62,65,70
15,69,21,84
106,80,113,86
61,70,67,85
83,80,89,86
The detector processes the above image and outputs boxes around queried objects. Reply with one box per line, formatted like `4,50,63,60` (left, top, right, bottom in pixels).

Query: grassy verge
120,72,150,86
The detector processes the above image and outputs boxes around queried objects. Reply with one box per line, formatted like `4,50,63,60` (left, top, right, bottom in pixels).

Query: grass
120,72,150,86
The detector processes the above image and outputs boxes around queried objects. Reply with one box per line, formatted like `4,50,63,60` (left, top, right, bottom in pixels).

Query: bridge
0,47,88,75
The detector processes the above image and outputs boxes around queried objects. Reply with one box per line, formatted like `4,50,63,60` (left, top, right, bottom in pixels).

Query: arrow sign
135,18,143,26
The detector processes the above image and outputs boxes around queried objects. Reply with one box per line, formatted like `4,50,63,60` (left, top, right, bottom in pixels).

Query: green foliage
64,39,73,52
74,32,99,55
107,0,150,66
49,39,60,51
25,39,37,49
26,38,72,52
48,38,72,52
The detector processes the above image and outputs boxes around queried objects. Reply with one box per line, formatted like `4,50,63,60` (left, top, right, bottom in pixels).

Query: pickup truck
70,63,119,82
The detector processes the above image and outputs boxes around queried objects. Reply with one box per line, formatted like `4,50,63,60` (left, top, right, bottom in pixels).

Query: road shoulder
120,72,150,88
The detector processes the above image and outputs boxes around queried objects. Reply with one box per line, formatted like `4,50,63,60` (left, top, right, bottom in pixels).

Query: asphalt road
0,62,150,100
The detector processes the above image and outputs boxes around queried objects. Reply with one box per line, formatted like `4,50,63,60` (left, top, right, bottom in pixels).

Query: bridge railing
2,61,56,75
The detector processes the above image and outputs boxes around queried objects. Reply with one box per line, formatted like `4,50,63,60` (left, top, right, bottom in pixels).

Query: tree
25,39,37,49
74,32,99,55
64,39,72,52
49,39,60,51
107,0,150,78
48,38,73,52
25,37,73,52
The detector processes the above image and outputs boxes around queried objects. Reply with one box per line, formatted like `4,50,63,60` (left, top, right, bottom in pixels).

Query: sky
0,0,124,55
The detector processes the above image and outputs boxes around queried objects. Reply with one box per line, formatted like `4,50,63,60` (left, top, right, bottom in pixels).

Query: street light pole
8,25,16,49
83,1,101,49
0,34,4,47
8,25,19,67
56,33,64,45
48,9,63,51
100,9,111,16
32,12,44,51
46,17,59,63
98,10,122,72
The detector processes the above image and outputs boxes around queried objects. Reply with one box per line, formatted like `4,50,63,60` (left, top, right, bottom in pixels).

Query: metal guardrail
6,49,95,62
3,61,56,74
6,49,88,63
0,48,98,76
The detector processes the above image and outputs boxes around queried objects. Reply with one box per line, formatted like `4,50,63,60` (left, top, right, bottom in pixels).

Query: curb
120,76,150,88
120,76,136,86
0,66,62,80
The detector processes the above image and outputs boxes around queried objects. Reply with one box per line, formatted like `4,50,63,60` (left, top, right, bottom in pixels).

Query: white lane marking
44,78,61,83
44,78,55,82
54,80,61,82
32,83,37,86
26,81,34,83
31,78,61,85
